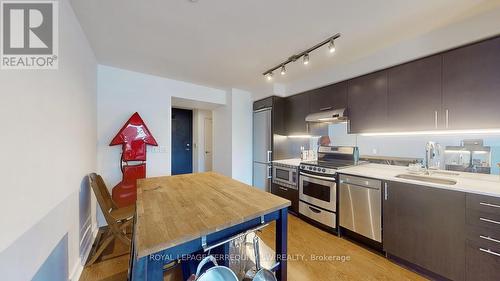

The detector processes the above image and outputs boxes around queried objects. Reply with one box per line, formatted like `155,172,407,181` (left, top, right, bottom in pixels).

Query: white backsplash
309,122,500,174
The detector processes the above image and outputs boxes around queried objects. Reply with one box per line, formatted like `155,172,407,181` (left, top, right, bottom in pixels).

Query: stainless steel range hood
305,108,348,123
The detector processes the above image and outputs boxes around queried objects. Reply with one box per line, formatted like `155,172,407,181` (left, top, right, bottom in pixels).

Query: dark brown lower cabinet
466,193,500,281
383,181,466,281
271,183,298,214
466,237,500,281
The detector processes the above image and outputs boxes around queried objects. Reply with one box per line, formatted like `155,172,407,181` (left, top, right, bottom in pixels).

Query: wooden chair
87,173,135,265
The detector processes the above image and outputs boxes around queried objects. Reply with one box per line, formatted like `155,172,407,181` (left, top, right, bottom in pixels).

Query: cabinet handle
445,109,449,128
434,110,438,129
320,106,333,111
480,235,500,244
480,202,500,209
480,217,500,225
309,206,321,214
384,182,388,201
267,151,272,163
278,186,288,191
268,166,272,179
479,248,500,257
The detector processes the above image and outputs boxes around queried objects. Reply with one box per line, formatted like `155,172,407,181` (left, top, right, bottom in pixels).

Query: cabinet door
347,71,388,133
284,93,310,135
271,183,298,214
253,96,274,111
387,55,442,131
443,37,500,129
383,181,466,281
309,82,348,113
272,96,286,136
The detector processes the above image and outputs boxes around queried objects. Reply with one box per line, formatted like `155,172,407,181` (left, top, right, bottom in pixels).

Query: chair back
89,173,117,217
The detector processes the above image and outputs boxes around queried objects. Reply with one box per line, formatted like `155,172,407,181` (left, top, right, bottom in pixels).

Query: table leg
276,208,288,281
146,255,164,281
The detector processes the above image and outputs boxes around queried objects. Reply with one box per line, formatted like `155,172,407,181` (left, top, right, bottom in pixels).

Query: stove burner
299,146,361,176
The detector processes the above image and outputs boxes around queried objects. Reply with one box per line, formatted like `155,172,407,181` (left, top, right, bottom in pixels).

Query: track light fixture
280,65,286,75
328,39,336,53
262,33,340,80
303,53,310,65
266,72,273,81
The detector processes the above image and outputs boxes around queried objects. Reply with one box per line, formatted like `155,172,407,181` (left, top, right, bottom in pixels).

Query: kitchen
2,1,500,281
255,34,500,281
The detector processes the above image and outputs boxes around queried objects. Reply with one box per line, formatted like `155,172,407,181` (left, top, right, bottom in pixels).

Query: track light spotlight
266,72,273,81
303,53,309,65
328,39,336,53
280,65,286,75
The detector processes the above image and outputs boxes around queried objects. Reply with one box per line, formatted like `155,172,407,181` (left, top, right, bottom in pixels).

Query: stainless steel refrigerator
253,108,272,192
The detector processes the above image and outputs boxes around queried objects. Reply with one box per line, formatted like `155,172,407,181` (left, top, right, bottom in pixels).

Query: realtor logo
1,1,58,69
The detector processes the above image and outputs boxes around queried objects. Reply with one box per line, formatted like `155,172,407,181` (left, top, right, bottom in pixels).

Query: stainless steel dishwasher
339,174,382,242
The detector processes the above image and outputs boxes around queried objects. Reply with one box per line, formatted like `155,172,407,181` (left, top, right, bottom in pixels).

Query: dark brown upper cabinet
284,92,309,135
387,55,442,131
309,82,348,113
443,36,500,130
284,93,310,135
347,71,388,133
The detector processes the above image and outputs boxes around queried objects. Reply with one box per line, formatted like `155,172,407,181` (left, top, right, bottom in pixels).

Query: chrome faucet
425,141,441,173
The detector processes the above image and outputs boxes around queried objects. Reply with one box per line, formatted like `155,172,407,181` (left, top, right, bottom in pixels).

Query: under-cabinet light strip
359,129,500,136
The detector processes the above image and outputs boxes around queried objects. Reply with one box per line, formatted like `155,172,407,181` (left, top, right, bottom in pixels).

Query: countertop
272,158,302,166
338,163,500,198
134,172,290,257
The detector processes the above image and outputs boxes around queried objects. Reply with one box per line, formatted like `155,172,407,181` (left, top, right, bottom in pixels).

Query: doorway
204,118,213,171
172,108,193,175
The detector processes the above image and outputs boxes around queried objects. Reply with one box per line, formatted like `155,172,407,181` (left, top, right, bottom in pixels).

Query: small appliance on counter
359,155,422,167
271,159,300,214
272,159,299,189
298,146,360,233
444,139,491,174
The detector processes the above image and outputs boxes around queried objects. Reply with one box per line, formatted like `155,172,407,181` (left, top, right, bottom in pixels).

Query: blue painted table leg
276,208,288,281
132,257,147,281
146,255,164,281
213,243,230,267
181,261,192,280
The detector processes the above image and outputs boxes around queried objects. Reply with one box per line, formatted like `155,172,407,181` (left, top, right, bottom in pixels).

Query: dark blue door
172,108,193,175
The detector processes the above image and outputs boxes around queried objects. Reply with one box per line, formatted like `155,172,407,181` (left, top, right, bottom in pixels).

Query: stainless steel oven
299,171,336,212
272,163,298,189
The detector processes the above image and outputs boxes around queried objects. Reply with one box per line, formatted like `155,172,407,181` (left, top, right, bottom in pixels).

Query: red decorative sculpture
110,112,158,207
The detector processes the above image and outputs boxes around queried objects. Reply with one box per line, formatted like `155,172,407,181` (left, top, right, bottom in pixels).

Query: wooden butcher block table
130,172,290,281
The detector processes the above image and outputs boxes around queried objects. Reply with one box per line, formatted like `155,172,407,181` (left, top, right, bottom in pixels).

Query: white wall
97,65,226,188
212,89,253,184
213,94,233,177
231,89,253,184
0,0,97,280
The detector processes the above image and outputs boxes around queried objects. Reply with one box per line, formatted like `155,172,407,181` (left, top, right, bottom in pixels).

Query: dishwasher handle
339,180,380,190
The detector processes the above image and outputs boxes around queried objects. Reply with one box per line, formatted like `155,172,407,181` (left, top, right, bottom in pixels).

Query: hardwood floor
80,214,427,281
259,215,427,281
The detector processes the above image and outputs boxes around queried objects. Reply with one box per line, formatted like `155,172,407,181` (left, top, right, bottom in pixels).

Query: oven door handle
300,172,335,182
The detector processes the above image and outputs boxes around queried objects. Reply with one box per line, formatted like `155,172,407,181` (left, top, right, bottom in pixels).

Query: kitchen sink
395,174,457,185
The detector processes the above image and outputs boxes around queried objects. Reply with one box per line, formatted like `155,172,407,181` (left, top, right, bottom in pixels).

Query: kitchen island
130,172,291,281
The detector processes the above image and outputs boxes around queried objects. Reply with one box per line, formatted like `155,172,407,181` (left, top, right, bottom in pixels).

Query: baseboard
69,227,99,281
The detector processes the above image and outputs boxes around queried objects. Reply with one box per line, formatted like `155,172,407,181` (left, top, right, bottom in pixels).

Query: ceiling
70,0,493,95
